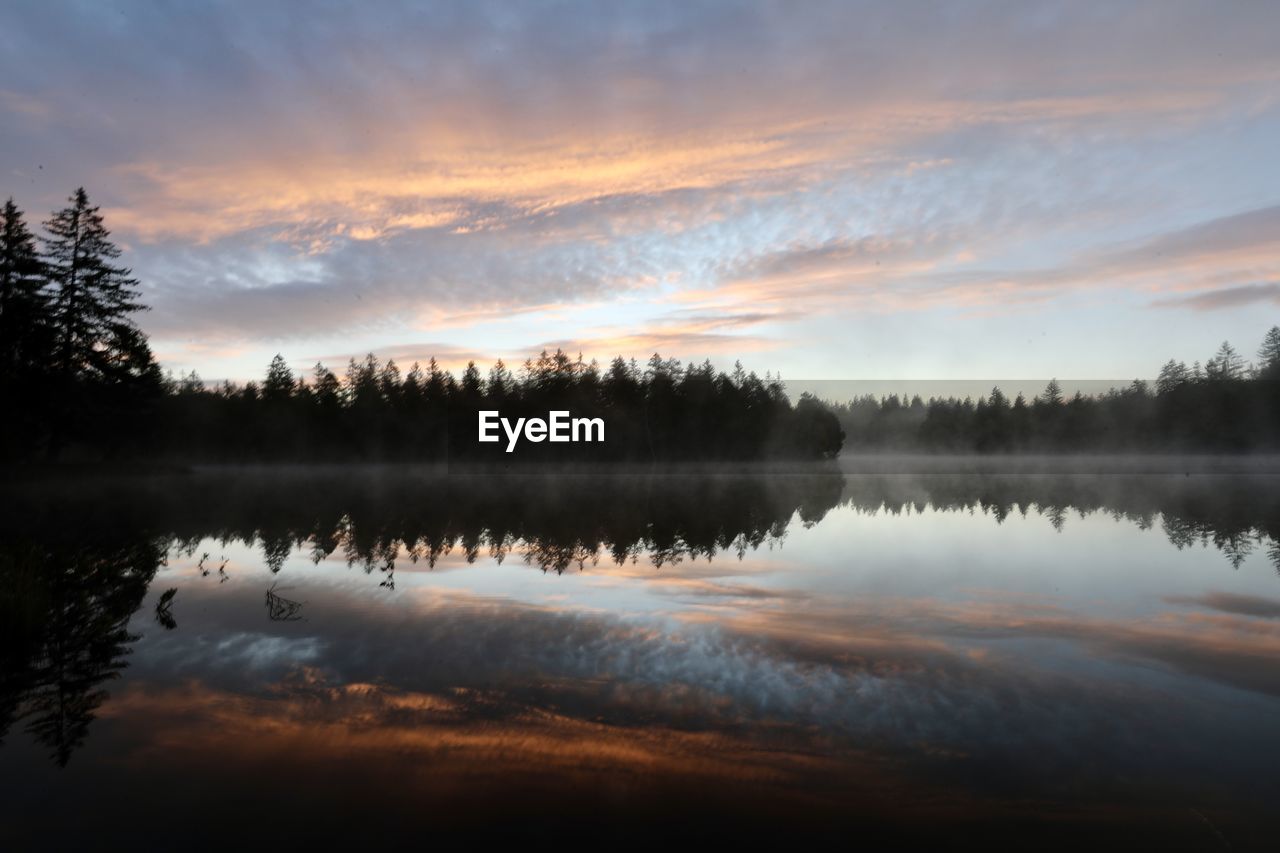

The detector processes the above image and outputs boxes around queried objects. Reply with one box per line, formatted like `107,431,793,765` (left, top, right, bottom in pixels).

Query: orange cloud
526,308,798,364
102,86,1239,250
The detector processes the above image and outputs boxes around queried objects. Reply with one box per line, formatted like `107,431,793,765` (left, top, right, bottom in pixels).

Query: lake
2,458,1278,847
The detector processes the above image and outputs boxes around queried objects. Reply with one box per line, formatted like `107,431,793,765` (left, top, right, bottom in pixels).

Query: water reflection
840,471,1280,572
6,468,1279,581
1,467,1279,844
0,540,162,766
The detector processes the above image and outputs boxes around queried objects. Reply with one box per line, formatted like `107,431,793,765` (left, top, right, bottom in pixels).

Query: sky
2,0,1278,385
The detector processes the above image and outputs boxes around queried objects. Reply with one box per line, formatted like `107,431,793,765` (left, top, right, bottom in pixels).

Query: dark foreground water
2,459,1278,848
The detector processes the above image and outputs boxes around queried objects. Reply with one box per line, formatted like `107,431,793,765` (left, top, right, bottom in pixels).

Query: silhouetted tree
1205,341,1245,382
1257,326,1280,379
43,189,153,385
262,354,295,402
1157,360,1190,394
0,200,54,456
10,188,162,456
0,199,49,375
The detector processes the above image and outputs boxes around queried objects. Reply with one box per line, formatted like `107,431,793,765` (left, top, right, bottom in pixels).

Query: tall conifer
43,188,152,383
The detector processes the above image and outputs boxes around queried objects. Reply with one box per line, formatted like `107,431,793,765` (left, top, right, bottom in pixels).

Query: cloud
534,308,790,361
693,202,1280,319
1151,282,1280,312
2,2,1278,369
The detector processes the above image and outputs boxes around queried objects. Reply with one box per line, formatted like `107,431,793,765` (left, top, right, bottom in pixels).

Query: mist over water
2,458,1278,846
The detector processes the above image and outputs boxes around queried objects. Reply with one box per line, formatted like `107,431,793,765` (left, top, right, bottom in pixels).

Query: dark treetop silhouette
157,350,845,462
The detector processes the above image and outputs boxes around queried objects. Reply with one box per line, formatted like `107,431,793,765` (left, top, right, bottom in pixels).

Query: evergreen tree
487,359,513,400
1156,360,1189,395
176,370,204,395
1257,327,1280,379
313,363,341,410
378,359,402,403
263,354,295,402
403,362,424,397
42,188,153,385
459,361,483,399
0,198,49,376
346,354,380,409
1205,341,1244,381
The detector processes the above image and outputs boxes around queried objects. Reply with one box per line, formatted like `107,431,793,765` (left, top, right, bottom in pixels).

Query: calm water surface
2,461,1278,847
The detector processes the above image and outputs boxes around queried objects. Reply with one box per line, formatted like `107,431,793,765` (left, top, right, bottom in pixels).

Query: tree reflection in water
1,466,1278,768
0,540,162,766
143,470,1280,576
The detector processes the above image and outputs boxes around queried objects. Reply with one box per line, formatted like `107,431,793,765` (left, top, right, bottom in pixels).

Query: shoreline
5,452,1280,480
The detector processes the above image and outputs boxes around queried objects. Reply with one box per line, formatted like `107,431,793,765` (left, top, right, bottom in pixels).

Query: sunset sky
3,1,1278,383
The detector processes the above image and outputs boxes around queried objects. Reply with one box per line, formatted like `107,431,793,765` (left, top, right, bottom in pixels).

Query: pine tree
263,354,295,402
312,363,341,410
1156,359,1189,395
0,198,50,376
1257,326,1280,379
42,188,152,383
487,359,512,400
1205,341,1244,381
459,361,483,399
346,354,380,409
378,358,402,403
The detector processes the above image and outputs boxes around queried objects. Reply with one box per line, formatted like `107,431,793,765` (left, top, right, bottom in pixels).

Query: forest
826,334,1280,452
2,188,1278,462
155,350,844,462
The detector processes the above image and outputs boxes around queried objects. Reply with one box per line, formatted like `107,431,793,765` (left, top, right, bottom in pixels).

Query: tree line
1,190,842,462
160,350,845,462
826,332,1280,452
